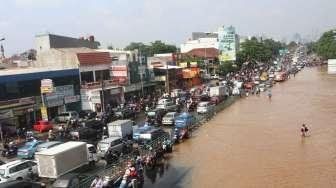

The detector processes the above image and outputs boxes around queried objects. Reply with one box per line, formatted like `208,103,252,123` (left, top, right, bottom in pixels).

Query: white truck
107,120,133,139
209,86,228,97
35,141,98,179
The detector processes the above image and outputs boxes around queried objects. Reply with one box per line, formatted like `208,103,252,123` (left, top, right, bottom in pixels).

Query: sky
0,0,335,55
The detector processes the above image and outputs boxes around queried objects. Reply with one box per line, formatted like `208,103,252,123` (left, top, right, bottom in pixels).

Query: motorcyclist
48,130,55,141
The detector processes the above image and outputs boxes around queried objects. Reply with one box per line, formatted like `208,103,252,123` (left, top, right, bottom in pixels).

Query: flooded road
145,66,336,188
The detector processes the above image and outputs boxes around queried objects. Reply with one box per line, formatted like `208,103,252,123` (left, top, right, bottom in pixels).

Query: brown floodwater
145,66,336,188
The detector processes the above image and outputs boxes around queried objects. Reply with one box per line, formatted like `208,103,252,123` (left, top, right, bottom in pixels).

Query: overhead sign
40,106,48,121
54,85,74,97
64,95,80,104
41,86,53,94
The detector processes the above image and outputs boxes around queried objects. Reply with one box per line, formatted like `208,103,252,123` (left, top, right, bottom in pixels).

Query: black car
0,180,45,188
146,108,167,125
70,120,104,141
115,108,136,119
78,110,97,119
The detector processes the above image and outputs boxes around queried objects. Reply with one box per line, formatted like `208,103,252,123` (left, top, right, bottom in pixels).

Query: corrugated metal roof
77,52,112,65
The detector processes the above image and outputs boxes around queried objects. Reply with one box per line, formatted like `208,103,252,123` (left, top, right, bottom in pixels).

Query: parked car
133,125,153,141
55,111,79,123
33,120,53,133
139,128,169,144
17,140,43,159
197,102,215,114
0,180,45,188
36,141,62,152
162,112,179,126
97,137,124,158
0,160,38,183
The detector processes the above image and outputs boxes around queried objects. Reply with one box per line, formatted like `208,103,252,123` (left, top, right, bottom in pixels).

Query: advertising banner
41,79,54,94
218,26,236,62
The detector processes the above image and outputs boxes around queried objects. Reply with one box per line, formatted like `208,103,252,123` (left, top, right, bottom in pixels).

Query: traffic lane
143,155,192,188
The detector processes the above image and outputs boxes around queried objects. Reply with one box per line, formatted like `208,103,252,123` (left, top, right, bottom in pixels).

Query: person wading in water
301,124,309,137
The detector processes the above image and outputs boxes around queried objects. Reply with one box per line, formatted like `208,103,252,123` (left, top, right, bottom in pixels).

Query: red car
33,120,53,133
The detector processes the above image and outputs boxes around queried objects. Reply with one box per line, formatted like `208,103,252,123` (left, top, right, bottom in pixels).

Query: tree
313,30,336,59
124,41,177,56
107,45,114,50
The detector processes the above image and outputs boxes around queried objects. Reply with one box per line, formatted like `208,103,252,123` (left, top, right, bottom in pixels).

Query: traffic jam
0,50,310,188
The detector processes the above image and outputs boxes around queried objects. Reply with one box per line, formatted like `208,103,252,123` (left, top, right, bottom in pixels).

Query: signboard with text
218,26,236,62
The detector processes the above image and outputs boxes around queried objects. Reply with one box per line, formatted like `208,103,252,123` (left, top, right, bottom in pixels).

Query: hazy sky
0,0,335,55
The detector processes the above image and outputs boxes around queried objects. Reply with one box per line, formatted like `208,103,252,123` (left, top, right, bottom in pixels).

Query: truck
209,86,228,97
35,141,97,179
107,120,133,139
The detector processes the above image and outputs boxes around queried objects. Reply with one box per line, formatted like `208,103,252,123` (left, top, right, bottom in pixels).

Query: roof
185,48,219,58
0,160,25,169
36,141,86,156
77,52,111,65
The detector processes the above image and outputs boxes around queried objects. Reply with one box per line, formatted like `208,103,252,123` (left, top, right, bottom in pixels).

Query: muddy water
145,67,336,188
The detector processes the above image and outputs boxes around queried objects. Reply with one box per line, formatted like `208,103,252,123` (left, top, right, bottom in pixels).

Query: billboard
218,26,236,62
111,65,127,77
328,59,336,74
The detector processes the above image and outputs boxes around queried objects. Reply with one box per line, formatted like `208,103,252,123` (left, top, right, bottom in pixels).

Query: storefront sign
190,62,198,67
111,65,128,77
41,79,54,94
0,110,14,120
89,91,101,103
46,95,64,107
179,62,188,68
40,106,48,121
64,95,80,104
54,85,74,97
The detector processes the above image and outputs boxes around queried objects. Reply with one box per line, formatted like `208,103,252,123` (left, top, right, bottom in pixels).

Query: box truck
107,120,133,139
35,141,97,179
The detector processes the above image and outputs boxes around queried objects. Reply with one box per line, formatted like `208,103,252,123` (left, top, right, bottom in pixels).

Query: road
143,66,336,188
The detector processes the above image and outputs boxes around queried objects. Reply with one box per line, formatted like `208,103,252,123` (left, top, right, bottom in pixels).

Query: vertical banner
41,106,48,121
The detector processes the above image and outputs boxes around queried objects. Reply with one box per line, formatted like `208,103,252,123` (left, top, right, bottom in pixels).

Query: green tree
107,45,114,50
314,30,336,59
125,41,177,56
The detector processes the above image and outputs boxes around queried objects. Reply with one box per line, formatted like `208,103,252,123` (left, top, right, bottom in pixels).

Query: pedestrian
301,124,309,137
90,175,103,188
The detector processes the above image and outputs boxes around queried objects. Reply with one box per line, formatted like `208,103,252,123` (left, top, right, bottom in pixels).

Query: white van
0,160,37,183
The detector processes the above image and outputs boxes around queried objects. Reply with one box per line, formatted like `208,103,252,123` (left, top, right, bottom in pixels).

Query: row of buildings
0,25,241,128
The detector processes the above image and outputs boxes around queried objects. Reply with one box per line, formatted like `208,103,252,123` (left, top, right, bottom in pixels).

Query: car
52,173,82,188
172,113,195,143
97,137,124,158
79,110,97,120
139,128,169,144
197,102,215,114
17,140,44,159
146,108,167,125
210,74,219,79
162,112,179,126
0,160,38,183
156,100,177,112
36,141,62,152
115,108,135,119
0,180,45,188
33,120,53,133
133,125,154,141
55,111,79,123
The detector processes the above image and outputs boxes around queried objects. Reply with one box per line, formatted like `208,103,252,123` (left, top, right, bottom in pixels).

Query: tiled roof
185,48,219,58
77,52,111,65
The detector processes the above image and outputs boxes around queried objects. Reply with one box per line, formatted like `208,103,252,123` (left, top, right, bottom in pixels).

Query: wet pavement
144,66,336,188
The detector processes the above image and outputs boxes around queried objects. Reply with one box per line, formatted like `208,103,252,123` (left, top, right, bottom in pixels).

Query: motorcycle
1,144,18,158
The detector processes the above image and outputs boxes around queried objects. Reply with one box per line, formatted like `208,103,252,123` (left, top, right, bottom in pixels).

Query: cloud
14,0,66,9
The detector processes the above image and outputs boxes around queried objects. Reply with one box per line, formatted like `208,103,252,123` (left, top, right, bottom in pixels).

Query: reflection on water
145,67,336,188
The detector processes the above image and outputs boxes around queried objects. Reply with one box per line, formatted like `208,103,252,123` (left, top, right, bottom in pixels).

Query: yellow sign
179,62,188,68
41,106,48,120
40,86,53,94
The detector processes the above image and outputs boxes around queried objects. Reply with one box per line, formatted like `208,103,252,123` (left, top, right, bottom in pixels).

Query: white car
162,112,179,126
197,102,214,114
0,160,38,183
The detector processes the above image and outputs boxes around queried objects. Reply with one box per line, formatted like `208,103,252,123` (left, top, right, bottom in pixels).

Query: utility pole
166,63,170,94
101,71,105,113
139,50,144,98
